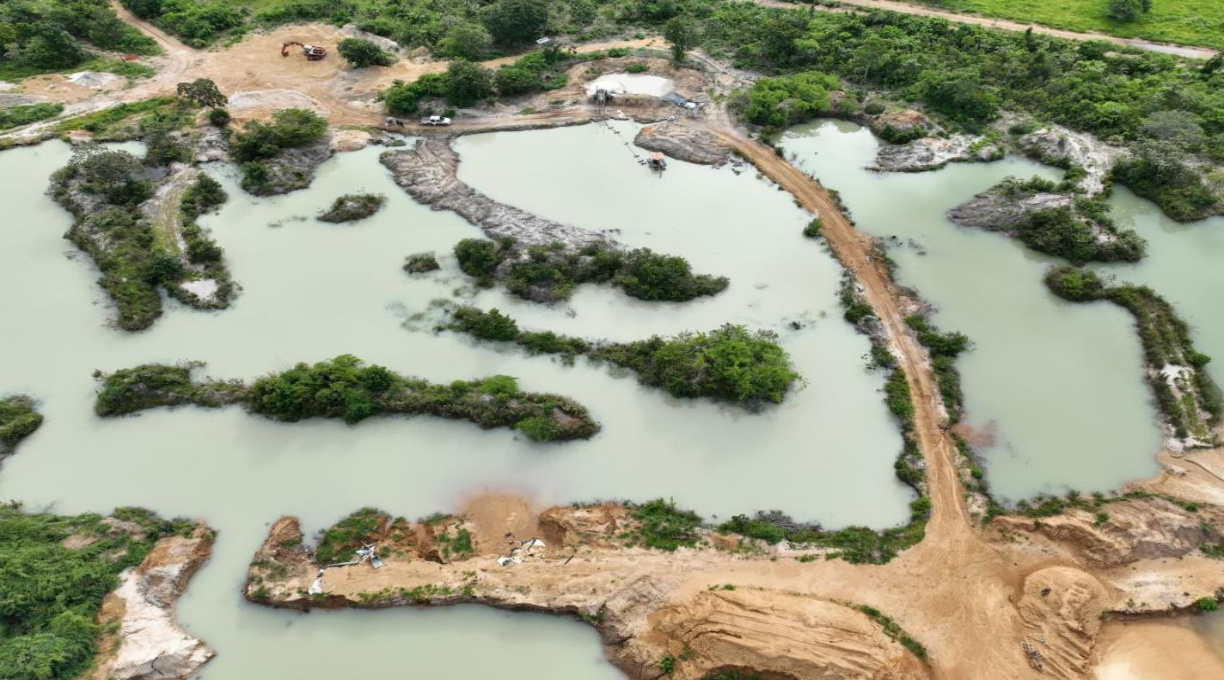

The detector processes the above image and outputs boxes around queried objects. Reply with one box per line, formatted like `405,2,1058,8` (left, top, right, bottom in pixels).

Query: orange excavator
282,41,327,60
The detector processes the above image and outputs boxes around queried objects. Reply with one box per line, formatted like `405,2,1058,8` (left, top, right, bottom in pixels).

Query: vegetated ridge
93,356,600,442
446,306,801,408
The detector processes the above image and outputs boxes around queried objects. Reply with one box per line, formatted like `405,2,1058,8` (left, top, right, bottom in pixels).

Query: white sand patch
1160,364,1190,382
585,73,674,97
228,89,328,116
67,71,122,89
180,279,219,303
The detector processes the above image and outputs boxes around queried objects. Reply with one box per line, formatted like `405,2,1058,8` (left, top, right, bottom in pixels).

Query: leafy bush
318,193,387,223
1044,265,1106,302
338,38,395,68
207,108,231,127
180,174,227,220
231,108,327,161
615,248,729,302
403,252,440,274
593,324,800,406
445,60,495,107
632,499,702,551
453,238,507,280
450,306,519,341
1019,206,1146,263
0,396,43,454
314,508,382,565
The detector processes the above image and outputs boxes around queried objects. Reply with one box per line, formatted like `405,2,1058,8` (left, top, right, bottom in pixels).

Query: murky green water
1094,188,1224,387
0,127,908,678
780,120,1164,500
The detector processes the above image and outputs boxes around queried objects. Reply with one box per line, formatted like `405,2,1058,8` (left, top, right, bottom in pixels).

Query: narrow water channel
780,120,1164,500
0,127,909,678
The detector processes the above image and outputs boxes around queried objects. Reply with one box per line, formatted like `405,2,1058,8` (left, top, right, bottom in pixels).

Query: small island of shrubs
447,307,800,408
94,356,599,442
453,238,729,304
318,193,387,223
0,395,44,457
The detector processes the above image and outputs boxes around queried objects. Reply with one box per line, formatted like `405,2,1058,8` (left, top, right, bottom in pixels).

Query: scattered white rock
1017,126,1122,196
330,128,372,152
871,134,1003,173
179,279,219,303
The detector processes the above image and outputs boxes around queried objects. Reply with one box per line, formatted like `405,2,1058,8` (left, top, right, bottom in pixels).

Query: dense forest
0,0,157,78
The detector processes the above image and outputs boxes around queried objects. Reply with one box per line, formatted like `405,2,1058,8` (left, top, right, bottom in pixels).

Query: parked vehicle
420,115,453,126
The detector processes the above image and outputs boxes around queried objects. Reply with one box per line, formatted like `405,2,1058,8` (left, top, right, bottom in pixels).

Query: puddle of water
0,128,908,678
779,120,1163,500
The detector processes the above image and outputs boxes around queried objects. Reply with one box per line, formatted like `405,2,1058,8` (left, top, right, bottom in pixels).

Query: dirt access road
755,0,1219,59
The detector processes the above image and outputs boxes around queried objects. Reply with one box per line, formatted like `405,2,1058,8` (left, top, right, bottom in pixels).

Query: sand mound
637,590,931,680
1018,566,1108,679
228,89,328,118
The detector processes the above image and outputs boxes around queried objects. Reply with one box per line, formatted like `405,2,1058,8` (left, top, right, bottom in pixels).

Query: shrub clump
96,356,599,442
451,239,728,304
403,252,440,274
231,108,328,162
94,363,244,416
338,38,395,68
0,396,44,455
593,325,800,406
447,308,801,407
631,499,703,551
318,193,387,223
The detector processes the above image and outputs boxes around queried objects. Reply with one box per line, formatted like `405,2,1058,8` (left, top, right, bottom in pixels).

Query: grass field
908,0,1224,50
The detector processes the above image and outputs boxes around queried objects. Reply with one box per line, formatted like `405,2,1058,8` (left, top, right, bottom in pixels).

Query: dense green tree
484,0,549,45
438,21,492,61
337,37,395,68
663,16,698,63
495,65,539,95
445,60,495,106
917,68,998,127
1107,0,1144,22
176,79,227,108
1139,110,1205,150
